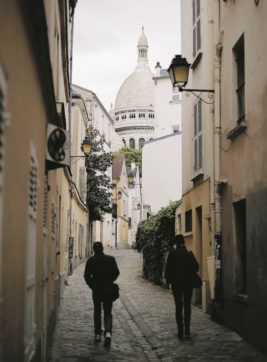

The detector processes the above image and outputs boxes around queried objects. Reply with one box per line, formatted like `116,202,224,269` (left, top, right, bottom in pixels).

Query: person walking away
165,234,199,339
84,242,120,347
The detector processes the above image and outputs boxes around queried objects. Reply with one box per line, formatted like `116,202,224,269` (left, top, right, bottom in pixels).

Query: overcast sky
73,0,181,110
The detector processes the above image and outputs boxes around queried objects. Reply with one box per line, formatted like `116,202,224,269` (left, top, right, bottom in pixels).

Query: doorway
195,206,202,306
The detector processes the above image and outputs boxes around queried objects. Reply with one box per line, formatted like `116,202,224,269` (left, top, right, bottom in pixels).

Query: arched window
129,138,135,149
139,138,145,149
122,139,126,147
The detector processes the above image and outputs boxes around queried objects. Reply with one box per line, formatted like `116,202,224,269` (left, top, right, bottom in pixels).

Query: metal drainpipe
68,6,75,273
213,0,223,306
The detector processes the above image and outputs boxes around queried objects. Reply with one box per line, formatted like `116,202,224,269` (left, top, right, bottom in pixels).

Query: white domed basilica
114,28,155,149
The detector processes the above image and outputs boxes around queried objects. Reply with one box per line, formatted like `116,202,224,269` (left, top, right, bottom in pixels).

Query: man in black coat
84,242,120,347
165,234,199,339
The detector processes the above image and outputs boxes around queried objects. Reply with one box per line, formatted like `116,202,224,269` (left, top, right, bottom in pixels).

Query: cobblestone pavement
50,249,267,362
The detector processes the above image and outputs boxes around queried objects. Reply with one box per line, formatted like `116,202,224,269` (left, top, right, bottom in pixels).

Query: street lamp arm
179,88,214,105
179,87,214,93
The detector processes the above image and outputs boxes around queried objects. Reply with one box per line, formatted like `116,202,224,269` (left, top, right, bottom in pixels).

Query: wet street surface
50,249,267,361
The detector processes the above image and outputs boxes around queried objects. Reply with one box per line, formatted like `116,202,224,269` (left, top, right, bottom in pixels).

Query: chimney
155,61,161,76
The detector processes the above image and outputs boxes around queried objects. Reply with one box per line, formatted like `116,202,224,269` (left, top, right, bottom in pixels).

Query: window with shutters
79,166,86,202
51,202,56,239
233,35,245,123
25,148,38,361
78,224,84,258
43,176,48,231
192,0,201,58
193,100,203,173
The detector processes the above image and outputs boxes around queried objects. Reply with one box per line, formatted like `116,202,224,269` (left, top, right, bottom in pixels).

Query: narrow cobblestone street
50,249,267,362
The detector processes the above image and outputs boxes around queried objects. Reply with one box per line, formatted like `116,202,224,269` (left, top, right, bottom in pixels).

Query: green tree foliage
85,129,113,221
113,147,142,171
136,201,179,284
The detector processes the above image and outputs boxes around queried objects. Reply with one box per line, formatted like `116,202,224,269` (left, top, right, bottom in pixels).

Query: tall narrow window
129,138,135,149
233,35,245,122
139,138,145,149
192,0,201,58
234,199,247,294
193,99,202,172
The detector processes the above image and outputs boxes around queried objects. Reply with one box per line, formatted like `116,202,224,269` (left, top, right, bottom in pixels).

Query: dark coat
164,245,199,290
84,253,120,295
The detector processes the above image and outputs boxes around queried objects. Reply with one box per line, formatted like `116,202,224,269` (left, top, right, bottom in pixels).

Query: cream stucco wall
181,0,214,195
153,71,182,137
142,133,182,214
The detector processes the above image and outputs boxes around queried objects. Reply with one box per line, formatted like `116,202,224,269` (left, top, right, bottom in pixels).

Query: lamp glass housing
128,174,134,184
168,55,191,88
81,140,92,155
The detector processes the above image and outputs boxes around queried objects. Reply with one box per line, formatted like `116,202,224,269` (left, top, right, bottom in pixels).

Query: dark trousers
93,293,113,335
171,285,193,331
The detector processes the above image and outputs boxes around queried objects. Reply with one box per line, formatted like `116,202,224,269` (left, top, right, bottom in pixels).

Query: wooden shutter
25,148,38,361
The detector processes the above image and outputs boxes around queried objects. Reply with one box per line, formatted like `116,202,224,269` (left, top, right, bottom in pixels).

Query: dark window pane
129,138,135,149
185,210,192,232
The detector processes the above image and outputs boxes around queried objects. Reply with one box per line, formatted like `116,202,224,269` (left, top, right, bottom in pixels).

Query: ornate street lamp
128,173,134,187
81,137,92,155
168,55,191,91
70,136,92,158
168,54,214,102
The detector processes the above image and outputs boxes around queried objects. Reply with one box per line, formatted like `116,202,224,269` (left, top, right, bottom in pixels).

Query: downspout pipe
213,0,223,306
68,2,76,272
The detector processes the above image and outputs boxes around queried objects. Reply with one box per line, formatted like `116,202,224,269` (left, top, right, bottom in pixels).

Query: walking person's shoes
184,323,191,338
104,332,111,347
177,331,184,339
184,330,191,338
95,334,101,343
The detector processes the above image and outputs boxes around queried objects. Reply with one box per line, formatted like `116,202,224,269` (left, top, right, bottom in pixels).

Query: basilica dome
115,66,154,112
114,28,155,149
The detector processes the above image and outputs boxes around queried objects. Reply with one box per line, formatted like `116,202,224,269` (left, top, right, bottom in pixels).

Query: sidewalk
50,249,267,361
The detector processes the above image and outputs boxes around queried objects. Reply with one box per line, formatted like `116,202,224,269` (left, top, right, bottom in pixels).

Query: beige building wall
181,180,213,295
180,0,216,312
0,3,47,359
73,85,114,248
0,1,75,360
112,158,129,248
219,0,267,353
